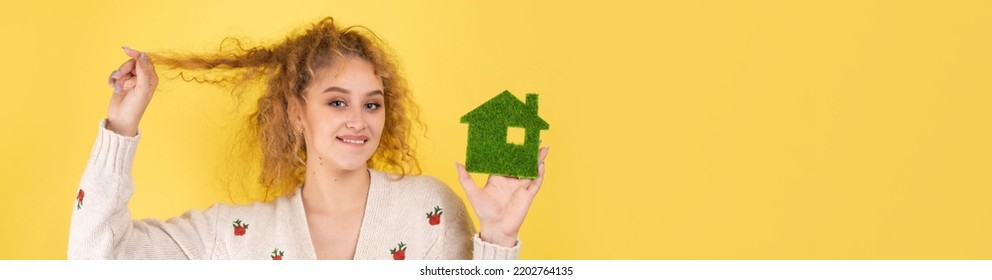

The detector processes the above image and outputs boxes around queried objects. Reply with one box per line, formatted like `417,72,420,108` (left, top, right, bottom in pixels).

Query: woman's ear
287,97,306,132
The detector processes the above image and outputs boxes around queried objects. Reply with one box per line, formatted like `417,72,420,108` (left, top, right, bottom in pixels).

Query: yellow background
1,0,990,259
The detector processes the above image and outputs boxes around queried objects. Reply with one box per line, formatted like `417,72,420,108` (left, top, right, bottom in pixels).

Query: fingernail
114,84,121,93
140,52,147,61
111,70,120,79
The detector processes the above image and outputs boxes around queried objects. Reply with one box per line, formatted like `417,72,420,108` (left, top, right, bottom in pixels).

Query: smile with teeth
337,137,368,144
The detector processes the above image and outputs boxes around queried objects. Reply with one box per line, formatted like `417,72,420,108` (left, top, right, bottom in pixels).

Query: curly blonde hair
150,17,421,201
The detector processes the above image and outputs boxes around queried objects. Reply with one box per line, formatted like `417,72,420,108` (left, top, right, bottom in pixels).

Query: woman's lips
336,136,368,145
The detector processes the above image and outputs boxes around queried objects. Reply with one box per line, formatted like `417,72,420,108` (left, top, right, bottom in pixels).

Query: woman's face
297,56,386,172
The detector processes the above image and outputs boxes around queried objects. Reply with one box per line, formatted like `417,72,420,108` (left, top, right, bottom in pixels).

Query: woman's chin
314,150,371,172
329,159,369,172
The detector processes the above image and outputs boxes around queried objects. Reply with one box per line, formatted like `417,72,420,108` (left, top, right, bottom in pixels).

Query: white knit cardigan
68,120,520,260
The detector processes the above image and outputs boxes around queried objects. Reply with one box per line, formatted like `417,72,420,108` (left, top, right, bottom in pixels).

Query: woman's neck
300,164,371,215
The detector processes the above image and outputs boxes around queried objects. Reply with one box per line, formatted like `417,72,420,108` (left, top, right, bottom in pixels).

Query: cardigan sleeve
471,233,520,260
67,120,220,259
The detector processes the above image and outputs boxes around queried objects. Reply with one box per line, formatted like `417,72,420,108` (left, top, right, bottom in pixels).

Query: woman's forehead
307,59,383,95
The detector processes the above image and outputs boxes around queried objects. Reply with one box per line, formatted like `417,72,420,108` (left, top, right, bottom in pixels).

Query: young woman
68,17,549,260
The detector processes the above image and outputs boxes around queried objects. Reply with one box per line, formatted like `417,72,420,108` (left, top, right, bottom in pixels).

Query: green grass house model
460,90,549,178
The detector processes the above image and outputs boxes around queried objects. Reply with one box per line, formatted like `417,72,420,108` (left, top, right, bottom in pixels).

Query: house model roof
460,90,549,129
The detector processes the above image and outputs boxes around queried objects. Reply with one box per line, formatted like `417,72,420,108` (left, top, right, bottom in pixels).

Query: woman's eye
365,103,381,110
329,100,346,107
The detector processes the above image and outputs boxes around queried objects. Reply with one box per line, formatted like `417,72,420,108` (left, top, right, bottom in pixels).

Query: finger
528,146,549,195
539,145,549,163
116,59,137,76
122,46,159,90
122,46,141,60
122,76,137,91
109,80,126,105
134,52,159,90
114,73,134,93
455,162,481,198
108,70,120,87
111,59,136,87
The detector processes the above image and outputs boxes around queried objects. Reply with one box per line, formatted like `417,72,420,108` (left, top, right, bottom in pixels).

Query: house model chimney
526,94,538,114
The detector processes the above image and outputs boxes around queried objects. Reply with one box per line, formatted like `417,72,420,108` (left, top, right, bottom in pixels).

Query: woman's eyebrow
321,86,383,96
322,86,351,94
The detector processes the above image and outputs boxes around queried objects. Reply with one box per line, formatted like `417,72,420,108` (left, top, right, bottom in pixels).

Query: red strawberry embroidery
271,248,284,260
389,242,407,260
76,189,85,210
233,219,249,236
426,205,443,226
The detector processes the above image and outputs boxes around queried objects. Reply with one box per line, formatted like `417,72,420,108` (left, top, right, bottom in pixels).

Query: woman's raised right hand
106,46,158,137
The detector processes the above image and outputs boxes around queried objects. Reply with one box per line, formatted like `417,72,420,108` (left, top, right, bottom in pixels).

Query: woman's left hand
456,146,549,247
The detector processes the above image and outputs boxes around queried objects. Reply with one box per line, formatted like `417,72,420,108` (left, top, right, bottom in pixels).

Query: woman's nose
345,108,367,130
